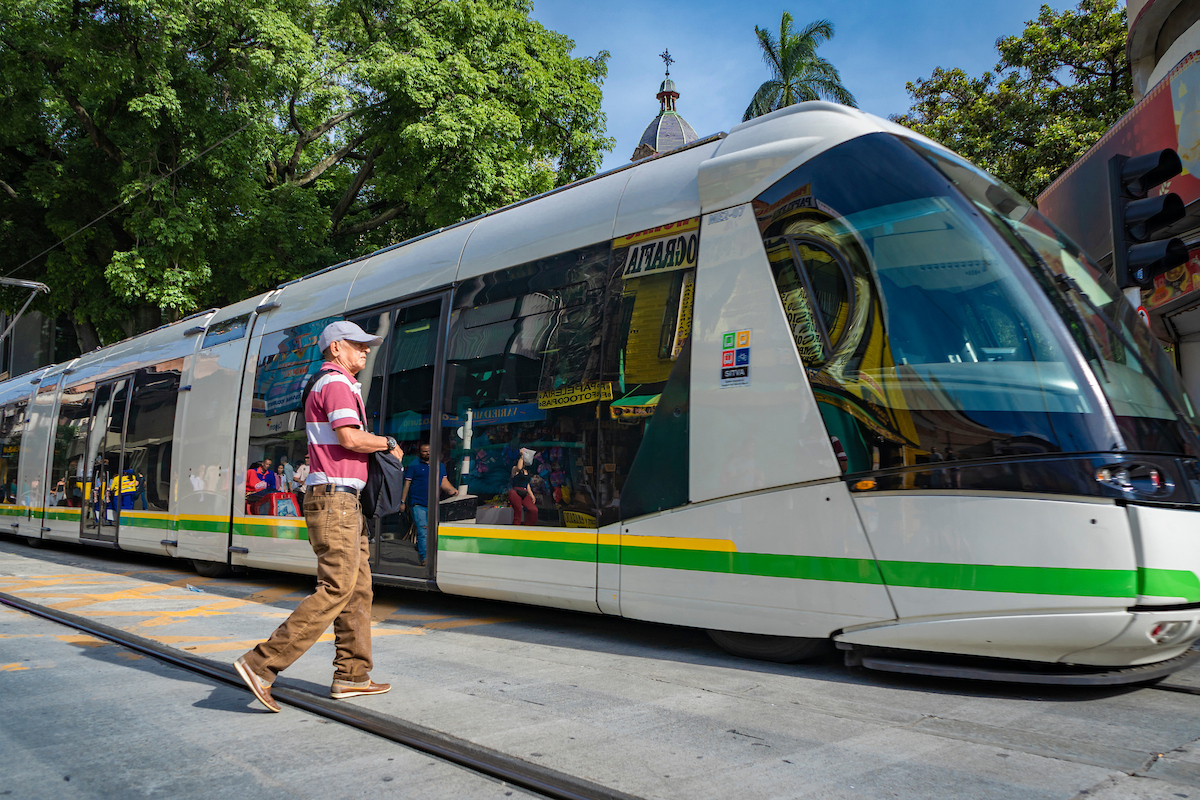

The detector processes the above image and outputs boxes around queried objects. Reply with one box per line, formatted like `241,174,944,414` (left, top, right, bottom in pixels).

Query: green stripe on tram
439,535,594,562
233,521,308,540
877,561,1136,598
1138,567,1200,602
617,547,885,585
439,532,1200,601
120,515,172,531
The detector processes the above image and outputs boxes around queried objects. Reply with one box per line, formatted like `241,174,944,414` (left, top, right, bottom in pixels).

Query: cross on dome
631,48,699,161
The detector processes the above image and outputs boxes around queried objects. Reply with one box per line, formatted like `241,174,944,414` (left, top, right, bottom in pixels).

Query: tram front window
906,139,1200,454
755,133,1123,474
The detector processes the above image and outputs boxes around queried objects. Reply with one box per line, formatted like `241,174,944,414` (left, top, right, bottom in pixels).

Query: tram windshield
754,133,1195,476
906,139,1200,453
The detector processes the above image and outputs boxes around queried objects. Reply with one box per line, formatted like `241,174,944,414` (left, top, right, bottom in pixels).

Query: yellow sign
614,216,700,247
610,401,658,420
620,229,699,278
563,510,597,528
671,272,695,360
537,381,613,410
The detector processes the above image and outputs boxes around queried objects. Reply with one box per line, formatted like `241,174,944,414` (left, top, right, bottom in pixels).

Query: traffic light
1108,149,1188,288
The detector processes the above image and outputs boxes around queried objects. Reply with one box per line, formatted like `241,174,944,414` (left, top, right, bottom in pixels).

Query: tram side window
51,383,95,507
0,399,27,505
598,219,698,521
202,313,249,349
247,316,342,517
443,243,608,528
123,362,182,512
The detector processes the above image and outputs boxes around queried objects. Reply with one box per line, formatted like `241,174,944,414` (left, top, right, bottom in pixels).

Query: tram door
80,378,131,543
352,295,448,578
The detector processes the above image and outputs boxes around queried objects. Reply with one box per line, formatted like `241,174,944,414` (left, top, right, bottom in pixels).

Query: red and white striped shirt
304,362,369,491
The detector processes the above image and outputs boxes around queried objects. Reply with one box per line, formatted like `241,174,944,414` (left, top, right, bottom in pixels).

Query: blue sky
530,0,1080,172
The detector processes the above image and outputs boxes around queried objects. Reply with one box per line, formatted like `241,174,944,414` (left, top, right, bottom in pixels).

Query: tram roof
1,101,929,383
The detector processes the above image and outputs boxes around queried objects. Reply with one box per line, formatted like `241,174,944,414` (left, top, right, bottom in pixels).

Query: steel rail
1148,681,1200,697
0,589,642,800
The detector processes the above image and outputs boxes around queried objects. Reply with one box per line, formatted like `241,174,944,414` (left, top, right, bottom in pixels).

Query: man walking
234,321,403,712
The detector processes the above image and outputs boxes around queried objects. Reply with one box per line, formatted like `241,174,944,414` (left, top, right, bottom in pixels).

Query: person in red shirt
234,321,403,712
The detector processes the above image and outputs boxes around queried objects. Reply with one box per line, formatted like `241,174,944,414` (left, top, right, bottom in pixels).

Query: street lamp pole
0,277,51,347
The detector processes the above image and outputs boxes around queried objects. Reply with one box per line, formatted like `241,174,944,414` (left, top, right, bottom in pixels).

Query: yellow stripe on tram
619,535,737,552
441,526,736,553
439,525,597,546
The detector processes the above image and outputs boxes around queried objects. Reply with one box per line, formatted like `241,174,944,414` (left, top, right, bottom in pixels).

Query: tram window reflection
123,363,182,512
0,399,27,506
442,244,608,528
755,133,1118,475
598,219,698,521
53,383,94,508
246,316,342,517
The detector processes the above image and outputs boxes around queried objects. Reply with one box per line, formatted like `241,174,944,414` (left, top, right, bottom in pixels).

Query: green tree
893,0,1132,201
743,12,856,122
0,0,612,349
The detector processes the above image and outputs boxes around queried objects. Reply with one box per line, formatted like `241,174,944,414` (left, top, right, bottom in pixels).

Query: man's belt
309,484,358,496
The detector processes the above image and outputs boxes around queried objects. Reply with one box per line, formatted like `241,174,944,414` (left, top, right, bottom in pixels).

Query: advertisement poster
1144,247,1200,310
255,316,340,417
1038,52,1200,263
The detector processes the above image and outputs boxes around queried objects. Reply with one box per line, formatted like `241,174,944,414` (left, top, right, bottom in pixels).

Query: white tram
5,102,1200,682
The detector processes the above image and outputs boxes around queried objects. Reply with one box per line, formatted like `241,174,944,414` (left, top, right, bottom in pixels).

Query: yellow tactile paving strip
0,564,516,658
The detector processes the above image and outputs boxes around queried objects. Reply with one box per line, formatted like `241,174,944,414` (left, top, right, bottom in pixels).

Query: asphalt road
2,534,1200,800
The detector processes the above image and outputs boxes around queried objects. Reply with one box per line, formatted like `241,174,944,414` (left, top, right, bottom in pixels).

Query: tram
4,101,1200,683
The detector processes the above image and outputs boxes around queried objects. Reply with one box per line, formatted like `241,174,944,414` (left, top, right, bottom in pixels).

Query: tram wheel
192,559,233,579
706,630,827,663
24,536,45,549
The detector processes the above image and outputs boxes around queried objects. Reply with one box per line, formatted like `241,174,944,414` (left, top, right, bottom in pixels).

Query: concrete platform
0,602,533,799
4,535,1200,799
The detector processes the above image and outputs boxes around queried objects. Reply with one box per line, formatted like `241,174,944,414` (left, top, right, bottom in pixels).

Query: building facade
1038,0,1200,400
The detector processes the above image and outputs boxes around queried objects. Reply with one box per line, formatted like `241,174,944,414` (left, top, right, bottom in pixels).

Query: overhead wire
3,117,258,280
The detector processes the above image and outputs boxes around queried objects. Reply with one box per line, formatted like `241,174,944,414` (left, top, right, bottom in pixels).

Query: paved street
3,534,1200,799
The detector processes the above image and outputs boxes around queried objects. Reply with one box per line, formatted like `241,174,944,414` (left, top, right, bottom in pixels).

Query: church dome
631,54,698,161
636,111,699,157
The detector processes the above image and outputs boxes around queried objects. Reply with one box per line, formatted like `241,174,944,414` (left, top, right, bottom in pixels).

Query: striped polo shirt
304,362,369,491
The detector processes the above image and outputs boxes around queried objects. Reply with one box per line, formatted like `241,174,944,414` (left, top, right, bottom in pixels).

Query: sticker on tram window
720,330,751,387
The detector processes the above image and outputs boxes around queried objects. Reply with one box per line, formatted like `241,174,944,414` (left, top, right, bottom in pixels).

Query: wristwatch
384,436,398,452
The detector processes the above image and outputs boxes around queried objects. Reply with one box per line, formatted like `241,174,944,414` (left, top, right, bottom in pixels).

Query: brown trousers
242,488,373,683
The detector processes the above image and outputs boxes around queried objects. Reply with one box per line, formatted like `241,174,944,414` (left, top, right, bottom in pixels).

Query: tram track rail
0,589,642,800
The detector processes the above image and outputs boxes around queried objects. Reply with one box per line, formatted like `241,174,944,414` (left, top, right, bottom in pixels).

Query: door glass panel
0,401,25,506
366,301,442,573
0,398,27,507
247,316,340,517
53,383,95,509
444,244,608,529
124,363,183,512
82,379,129,538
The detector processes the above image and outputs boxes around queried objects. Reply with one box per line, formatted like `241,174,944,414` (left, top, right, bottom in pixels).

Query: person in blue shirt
398,443,455,565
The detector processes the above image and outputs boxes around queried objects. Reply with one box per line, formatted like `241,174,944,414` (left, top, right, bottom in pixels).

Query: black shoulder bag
300,368,404,519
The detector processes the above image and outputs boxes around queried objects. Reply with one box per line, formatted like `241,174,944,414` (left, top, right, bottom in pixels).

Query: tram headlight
1094,463,1173,497
1149,621,1191,645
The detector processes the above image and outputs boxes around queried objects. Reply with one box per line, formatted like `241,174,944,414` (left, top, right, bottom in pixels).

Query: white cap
318,320,383,353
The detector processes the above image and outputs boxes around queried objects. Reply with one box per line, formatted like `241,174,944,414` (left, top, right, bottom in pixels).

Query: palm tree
743,13,856,122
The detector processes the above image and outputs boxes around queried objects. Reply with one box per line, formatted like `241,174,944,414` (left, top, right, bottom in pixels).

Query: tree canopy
893,0,1132,201
0,0,613,349
743,12,855,122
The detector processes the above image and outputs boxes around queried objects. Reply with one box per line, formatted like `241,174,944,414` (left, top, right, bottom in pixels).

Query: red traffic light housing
1108,149,1188,288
